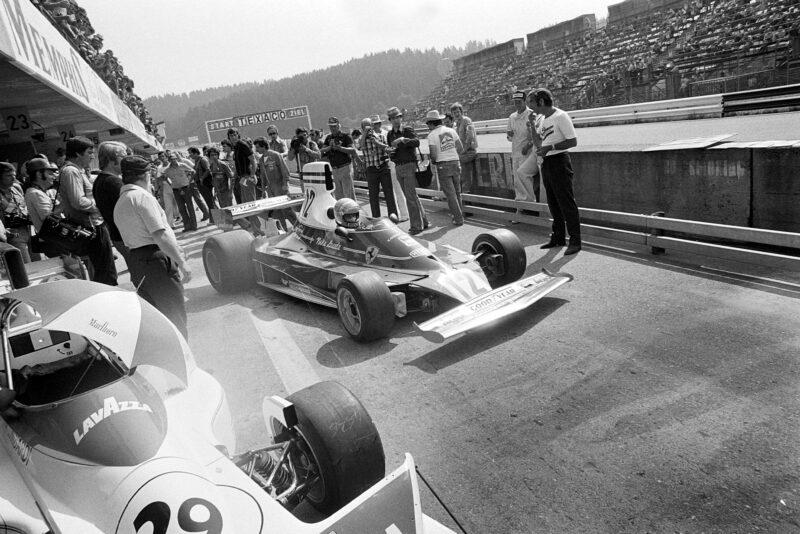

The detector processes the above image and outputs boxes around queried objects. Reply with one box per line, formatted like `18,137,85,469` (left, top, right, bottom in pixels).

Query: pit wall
468,148,800,232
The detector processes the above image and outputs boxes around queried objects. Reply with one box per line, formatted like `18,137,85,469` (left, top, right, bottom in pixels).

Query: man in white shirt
425,110,464,226
114,156,192,338
531,88,581,255
506,91,538,223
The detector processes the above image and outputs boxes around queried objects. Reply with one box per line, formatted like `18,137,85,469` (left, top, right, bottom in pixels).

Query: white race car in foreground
0,248,455,533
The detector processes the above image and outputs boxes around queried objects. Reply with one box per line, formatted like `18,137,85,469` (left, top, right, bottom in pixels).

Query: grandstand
414,0,800,121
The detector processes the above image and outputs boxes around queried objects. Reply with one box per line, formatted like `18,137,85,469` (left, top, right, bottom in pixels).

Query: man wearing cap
114,156,191,338
357,117,397,219
531,88,581,255
60,136,117,285
424,110,464,226
373,114,408,222
320,117,357,201
93,141,132,267
23,158,58,233
387,106,428,235
506,91,538,223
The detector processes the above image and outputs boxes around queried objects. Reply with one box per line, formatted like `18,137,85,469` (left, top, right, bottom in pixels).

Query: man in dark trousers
93,141,131,267
530,88,581,255
114,156,192,338
386,106,428,235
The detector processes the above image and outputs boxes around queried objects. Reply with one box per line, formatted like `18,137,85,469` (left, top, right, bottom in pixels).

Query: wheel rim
475,241,504,282
204,248,222,284
337,288,362,335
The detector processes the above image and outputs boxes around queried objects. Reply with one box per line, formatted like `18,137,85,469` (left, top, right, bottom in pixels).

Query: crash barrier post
650,211,666,255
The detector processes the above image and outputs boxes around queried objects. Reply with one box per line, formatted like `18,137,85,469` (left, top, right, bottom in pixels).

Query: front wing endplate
414,269,573,343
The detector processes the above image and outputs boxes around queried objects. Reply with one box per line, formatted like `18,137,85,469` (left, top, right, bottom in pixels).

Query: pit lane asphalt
117,208,800,534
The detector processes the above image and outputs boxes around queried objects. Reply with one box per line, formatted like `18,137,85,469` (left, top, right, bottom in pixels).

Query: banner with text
205,106,312,144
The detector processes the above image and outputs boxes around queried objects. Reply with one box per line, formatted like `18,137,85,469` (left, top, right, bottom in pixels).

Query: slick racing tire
203,230,255,293
472,229,527,288
336,271,395,341
272,381,385,515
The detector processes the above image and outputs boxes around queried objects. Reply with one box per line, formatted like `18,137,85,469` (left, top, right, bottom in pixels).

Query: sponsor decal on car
365,246,379,264
4,424,32,464
74,396,153,445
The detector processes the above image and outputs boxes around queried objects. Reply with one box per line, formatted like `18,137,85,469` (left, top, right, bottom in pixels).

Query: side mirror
326,207,335,220
334,226,353,241
0,387,16,412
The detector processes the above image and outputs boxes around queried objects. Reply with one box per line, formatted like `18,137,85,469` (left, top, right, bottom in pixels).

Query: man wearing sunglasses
266,125,287,154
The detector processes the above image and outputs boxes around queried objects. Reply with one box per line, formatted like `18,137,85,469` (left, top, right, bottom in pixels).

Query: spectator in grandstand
60,136,117,284
163,152,197,232
207,147,233,208
320,117,357,201
531,88,581,256
287,127,321,174
450,102,478,194
357,117,397,219
227,128,258,205
0,161,34,263
187,146,217,216
114,156,191,339
386,106,428,235
23,158,59,235
92,141,131,267
424,110,464,226
220,138,240,203
266,125,288,154
506,90,537,223
254,137,297,232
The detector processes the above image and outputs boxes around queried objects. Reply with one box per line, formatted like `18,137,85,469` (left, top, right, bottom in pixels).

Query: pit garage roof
0,0,160,158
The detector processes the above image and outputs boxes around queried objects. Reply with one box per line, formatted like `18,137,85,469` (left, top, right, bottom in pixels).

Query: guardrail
289,174,800,272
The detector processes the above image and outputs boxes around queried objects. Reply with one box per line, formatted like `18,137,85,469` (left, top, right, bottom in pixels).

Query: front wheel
202,230,255,293
336,271,395,341
271,381,385,515
472,229,527,288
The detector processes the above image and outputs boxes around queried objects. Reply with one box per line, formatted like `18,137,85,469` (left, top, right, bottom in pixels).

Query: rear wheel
202,230,255,293
270,381,385,515
472,229,527,288
336,271,395,341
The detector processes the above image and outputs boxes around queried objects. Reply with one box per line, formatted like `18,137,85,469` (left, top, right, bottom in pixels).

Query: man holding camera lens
320,117,357,200
287,127,321,176
0,161,34,262
357,117,397,219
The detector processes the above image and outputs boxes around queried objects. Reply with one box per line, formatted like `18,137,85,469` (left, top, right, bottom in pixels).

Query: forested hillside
145,41,493,143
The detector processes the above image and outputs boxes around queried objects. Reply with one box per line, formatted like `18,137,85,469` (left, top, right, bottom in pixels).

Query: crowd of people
30,0,160,139
415,0,799,122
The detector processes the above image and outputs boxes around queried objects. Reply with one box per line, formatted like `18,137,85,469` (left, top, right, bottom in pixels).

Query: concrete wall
467,148,800,232
752,149,800,232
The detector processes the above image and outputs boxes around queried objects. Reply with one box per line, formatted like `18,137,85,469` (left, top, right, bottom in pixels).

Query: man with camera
287,127,321,176
320,117,357,200
356,117,397,219
0,161,34,262
60,136,117,285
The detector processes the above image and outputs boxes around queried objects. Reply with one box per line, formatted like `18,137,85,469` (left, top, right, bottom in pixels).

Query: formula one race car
0,276,455,533
203,162,573,342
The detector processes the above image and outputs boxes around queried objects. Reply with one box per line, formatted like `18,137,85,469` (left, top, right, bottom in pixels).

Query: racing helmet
334,198,360,229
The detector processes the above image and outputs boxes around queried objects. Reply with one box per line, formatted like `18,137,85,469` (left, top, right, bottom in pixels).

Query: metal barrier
290,174,800,271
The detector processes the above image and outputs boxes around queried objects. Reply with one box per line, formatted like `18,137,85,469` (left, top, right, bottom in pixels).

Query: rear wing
210,195,304,229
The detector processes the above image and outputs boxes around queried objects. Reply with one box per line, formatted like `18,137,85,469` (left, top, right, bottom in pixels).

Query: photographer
287,127,321,174
357,117,397,219
320,117,357,200
0,162,34,262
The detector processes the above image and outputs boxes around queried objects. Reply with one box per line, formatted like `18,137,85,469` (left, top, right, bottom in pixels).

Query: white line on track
247,300,320,394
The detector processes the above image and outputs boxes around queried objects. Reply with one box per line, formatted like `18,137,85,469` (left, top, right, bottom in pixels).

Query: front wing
414,269,573,343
